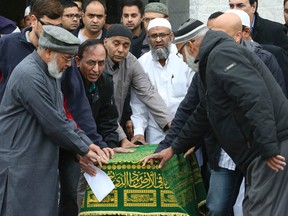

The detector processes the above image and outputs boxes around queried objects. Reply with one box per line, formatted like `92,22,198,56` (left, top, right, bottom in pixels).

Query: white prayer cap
225,9,251,28
147,18,171,31
24,6,31,17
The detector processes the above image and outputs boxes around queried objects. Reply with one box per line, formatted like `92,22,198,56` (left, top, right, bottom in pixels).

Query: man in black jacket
66,39,134,209
213,10,287,96
229,0,288,52
141,18,288,215
154,18,242,215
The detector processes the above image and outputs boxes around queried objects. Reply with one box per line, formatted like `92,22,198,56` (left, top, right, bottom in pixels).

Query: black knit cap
106,24,133,41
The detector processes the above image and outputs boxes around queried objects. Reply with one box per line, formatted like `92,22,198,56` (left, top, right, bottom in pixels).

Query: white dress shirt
218,149,237,170
131,48,194,144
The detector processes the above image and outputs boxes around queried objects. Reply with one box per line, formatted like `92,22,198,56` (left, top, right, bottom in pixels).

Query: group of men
0,0,174,215
1,0,288,216
142,1,288,216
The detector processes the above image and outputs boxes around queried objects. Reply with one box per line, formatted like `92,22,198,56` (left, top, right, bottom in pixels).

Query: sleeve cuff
133,127,145,136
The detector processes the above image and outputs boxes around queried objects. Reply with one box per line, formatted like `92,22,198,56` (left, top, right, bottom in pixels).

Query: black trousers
58,149,80,216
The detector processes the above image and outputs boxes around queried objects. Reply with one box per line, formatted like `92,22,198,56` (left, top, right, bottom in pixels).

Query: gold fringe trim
198,200,206,208
79,211,189,216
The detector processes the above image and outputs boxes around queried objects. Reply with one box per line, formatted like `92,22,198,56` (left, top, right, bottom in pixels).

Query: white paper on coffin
84,164,115,202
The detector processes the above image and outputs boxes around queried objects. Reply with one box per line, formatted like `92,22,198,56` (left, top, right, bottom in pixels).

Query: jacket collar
20,26,36,50
195,30,234,63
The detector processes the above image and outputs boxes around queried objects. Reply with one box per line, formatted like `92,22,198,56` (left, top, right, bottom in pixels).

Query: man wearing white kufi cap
130,18,195,145
147,17,171,31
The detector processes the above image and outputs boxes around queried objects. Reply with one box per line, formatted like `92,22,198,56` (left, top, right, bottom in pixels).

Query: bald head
210,13,242,43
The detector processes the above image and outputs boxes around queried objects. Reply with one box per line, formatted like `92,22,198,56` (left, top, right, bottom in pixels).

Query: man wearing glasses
0,0,63,102
0,1,113,215
141,2,179,56
141,2,170,55
130,18,194,146
0,24,108,216
61,0,82,32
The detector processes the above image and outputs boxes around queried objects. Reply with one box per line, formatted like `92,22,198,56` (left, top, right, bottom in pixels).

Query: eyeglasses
63,14,82,19
176,42,188,57
37,18,47,25
37,18,62,27
148,32,171,40
85,60,106,68
61,54,74,62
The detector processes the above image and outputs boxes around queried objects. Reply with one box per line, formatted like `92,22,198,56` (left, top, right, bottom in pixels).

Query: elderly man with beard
143,19,243,215
0,25,108,216
130,18,194,144
0,1,113,216
141,18,288,216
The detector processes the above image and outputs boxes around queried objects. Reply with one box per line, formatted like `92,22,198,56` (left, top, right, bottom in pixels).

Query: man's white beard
150,42,171,61
184,46,199,73
47,54,63,79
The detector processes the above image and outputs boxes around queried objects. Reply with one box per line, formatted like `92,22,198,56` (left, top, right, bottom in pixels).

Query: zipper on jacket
205,91,209,117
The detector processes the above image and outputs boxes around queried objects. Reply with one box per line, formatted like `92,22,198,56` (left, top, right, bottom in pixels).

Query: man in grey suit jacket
103,24,173,147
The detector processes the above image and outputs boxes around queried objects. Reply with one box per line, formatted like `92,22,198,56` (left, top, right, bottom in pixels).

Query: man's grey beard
184,46,199,73
47,54,63,79
150,42,171,61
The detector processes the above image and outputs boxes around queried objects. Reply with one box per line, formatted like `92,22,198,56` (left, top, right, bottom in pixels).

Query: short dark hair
121,0,144,16
82,0,107,14
208,11,223,20
249,0,258,12
31,0,63,19
77,39,107,58
61,0,79,10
